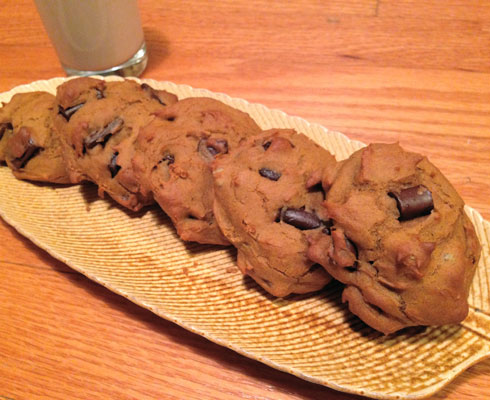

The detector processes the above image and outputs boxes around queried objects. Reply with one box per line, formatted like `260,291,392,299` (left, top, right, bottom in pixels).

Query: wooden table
1,1,489,399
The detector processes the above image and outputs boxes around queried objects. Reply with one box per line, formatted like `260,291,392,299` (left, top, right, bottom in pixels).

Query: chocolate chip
95,88,105,99
84,117,124,150
281,208,321,230
108,152,121,178
198,138,228,161
262,141,271,150
58,103,85,121
0,122,13,140
10,128,41,169
390,185,434,221
259,168,281,181
208,138,228,155
141,83,167,106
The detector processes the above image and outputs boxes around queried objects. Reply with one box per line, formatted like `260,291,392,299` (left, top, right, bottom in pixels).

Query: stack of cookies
0,77,481,335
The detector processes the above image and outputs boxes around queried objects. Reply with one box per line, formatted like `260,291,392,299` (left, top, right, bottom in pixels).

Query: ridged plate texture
1,77,489,400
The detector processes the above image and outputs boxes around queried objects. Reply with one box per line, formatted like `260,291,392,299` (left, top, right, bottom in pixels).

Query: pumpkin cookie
212,129,338,297
308,143,481,334
123,97,262,245
1,91,70,183
54,77,178,211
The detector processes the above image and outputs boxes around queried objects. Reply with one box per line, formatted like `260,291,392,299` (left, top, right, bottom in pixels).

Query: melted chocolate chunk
84,117,124,150
11,136,40,170
0,122,13,140
281,208,321,230
108,152,121,178
140,83,153,92
390,185,434,221
208,138,228,155
59,103,85,121
198,138,228,161
141,83,166,106
95,88,105,99
259,168,281,181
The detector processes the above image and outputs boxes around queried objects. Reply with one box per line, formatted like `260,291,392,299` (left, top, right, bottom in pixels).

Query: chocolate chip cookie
0,91,70,183
55,77,178,211
308,143,481,334
212,129,338,297
123,97,262,245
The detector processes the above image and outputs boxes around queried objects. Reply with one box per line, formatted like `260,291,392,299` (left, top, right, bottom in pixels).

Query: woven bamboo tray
1,77,489,400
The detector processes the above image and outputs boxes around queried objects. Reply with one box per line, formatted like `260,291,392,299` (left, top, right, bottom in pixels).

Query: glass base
62,42,148,78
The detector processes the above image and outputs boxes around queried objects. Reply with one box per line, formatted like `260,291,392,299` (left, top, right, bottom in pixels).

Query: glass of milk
34,0,148,77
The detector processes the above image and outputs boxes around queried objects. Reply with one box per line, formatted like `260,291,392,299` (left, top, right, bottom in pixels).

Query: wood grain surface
0,1,489,399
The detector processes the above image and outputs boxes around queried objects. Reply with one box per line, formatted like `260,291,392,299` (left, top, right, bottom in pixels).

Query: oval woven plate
1,77,489,400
